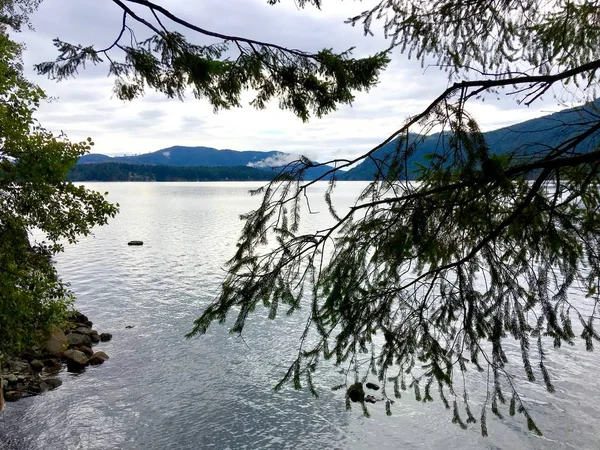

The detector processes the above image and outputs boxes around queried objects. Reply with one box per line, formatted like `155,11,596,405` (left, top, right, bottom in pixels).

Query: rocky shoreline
1,311,111,405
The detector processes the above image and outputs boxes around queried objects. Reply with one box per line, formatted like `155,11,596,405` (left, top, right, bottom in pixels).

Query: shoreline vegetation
0,311,111,407
67,162,284,182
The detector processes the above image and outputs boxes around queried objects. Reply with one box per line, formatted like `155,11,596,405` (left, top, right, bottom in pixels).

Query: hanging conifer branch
34,0,390,121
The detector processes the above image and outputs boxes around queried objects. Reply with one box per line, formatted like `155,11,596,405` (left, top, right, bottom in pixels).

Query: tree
0,24,118,355
37,0,600,436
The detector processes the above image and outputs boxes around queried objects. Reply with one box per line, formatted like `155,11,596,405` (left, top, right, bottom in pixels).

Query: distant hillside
68,163,282,182
342,100,600,180
78,146,337,180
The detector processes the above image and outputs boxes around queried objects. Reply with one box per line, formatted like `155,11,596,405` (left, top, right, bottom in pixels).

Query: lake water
1,182,598,450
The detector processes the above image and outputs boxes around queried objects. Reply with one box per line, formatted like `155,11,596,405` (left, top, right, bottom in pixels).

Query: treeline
68,162,280,182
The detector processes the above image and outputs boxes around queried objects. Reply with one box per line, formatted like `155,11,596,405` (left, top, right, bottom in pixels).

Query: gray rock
43,358,60,367
63,349,88,372
365,395,377,404
28,381,50,394
1,378,8,389
71,312,89,324
78,346,94,357
5,374,18,384
88,351,109,366
100,333,112,342
66,333,92,348
30,360,44,372
4,391,22,402
73,327,96,336
8,359,29,373
89,332,100,344
45,378,62,390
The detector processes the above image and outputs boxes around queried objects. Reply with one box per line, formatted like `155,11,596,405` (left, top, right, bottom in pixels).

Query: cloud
247,152,301,168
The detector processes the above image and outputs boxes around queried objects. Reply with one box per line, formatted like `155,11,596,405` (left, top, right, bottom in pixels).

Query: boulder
45,325,68,356
73,327,95,336
347,382,365,403
89,332,100,344
365,395,378,404
45,378,62,390
4,391,21,402
88,351,109,366
100,333,112,342
66,333,92,348
127,240,143,246
5,374,18,384
28,381,50,394
365,382,380,391
77,346,94,357
1,378,8,389
71,312,89,324
30,360,45,372
7,358,30,373
43,358,60,367
63,349,88,372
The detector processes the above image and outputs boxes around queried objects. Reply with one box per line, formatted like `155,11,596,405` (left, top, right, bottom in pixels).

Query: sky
16,0,578,162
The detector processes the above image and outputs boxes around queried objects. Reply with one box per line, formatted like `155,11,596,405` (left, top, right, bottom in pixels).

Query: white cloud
247,152,301,168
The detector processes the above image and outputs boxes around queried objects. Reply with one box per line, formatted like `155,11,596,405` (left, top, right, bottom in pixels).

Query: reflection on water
1,182,598,450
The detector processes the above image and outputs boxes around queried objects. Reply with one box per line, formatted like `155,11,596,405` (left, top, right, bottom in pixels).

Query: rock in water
4,391,21,402
127,241,143,246
88,351,109,366
347,382,365,403
45,378,62,390
30,360,45,372
100,333,112,342
365,382,380,391
78,346,94,357
365,395,377,404
63,349,89,372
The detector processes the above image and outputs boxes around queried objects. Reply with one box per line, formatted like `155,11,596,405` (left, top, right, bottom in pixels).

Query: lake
1,182,598,449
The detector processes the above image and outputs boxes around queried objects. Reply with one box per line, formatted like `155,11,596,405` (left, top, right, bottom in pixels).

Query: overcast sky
17,0,575,161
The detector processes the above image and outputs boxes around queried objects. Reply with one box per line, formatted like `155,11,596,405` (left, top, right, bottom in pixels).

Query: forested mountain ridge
341,99,600,180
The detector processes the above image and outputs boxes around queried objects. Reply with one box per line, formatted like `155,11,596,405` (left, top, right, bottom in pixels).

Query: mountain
341,100,600,180
78,146,337,180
